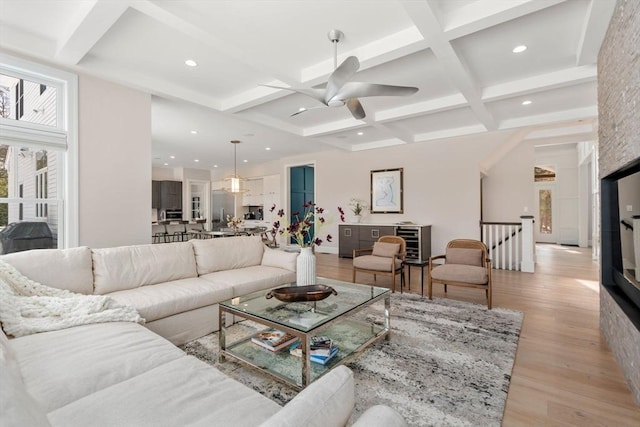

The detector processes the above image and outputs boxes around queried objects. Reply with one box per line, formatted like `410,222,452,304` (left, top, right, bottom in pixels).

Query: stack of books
289,335,339,365
251,328,299,352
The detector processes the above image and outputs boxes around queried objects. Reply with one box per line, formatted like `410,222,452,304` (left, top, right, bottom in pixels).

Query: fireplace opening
601,156,640,331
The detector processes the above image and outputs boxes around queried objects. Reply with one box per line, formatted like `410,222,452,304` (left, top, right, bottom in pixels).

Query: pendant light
224,140,248,193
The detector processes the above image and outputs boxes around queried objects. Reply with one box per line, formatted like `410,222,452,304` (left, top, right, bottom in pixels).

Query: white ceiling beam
482,65,597,101
576,0,617,66
221,82,292,113
55,0,129,64
303,117,365,137
525,132,597,146
350,138,407,152
499,106,598,129
402,0,497,131
414,124,487,143
232,111,303,137
0,24,56,59
443,0,565,40
525,123,595,140
375,93,468,122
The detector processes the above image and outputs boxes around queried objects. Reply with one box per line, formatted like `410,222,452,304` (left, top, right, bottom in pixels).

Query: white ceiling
0,0,615,172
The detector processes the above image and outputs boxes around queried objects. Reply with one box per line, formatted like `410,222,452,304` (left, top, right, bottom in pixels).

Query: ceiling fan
264,30,419,120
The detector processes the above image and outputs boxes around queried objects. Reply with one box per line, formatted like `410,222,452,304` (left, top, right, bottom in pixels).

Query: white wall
78,74,151,248
482,140,535,222
211,134,502,255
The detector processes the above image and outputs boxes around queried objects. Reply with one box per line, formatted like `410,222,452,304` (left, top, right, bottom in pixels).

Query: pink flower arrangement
270,201,345,248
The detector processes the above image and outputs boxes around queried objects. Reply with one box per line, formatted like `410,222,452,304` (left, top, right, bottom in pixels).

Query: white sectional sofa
0,236,408,427
2,236,298,345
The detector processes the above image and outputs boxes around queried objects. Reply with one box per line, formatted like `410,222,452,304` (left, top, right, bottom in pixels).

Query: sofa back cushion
261,246,298,272
93,242,197,295
0,247,94,294
192,236,265,275
0,329,52,427
446,247,483,266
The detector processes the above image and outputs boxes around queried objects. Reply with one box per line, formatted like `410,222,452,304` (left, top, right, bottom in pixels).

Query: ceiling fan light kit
264,29,418,120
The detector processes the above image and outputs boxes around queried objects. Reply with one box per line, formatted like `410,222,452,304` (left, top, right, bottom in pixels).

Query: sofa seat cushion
107,277,234,322
10,322,185,412
1,328,52,427
92,242,197,295
199,266,296,297
0,247,93,294
192,235,265,275
47,355,281,427
353,255,402,272
431,264,488,285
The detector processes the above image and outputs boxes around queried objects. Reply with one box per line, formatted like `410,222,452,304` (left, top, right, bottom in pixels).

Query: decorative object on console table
270,201,345,285
349,198,368,223
370,168,403,214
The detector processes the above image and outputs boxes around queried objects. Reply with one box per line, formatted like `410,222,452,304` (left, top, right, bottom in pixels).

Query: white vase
296,247,316,286
352,215,361,223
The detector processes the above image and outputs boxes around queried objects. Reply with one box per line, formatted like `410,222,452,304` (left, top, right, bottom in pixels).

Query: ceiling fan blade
346,98,366,120
334,82,418,100
261,84,327,104
289,105,326,117
325,56,360,103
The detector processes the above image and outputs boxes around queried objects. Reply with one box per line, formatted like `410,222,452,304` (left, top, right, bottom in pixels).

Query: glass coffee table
218,277,390,389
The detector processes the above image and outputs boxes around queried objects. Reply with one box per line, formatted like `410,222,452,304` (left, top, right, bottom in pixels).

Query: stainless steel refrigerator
211,190,235,230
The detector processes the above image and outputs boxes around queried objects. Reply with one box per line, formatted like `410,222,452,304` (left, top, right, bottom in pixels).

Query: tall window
0,53,78,251
539,189,552,234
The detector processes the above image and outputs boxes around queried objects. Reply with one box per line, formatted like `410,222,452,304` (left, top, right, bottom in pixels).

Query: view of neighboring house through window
0,63,69,253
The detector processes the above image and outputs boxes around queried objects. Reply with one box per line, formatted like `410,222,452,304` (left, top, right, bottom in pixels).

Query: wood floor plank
315,244,640,425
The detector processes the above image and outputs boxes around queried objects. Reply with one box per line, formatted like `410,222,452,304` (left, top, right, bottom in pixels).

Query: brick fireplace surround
598,0,640,405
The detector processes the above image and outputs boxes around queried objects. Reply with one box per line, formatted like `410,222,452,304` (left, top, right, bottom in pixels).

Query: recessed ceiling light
163,163,169,166
213,165,218,168
512,45,527,53
521,100,532,105
298,107,306,112
357,131,364,136
190,130,198,134
169,155,175,159
265,147,271,151
243,159,248,163
185,59,198,67
194,159,199,162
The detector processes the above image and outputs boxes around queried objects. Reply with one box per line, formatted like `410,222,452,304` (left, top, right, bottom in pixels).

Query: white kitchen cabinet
242,178,263,206
262,174,281,221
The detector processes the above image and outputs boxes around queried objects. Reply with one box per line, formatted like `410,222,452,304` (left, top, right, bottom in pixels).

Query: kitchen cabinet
262,174,280,216
152,180,160,209
159,180,182,210
242,178,263,206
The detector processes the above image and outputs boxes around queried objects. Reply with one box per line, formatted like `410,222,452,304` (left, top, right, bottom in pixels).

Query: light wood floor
315,244,640,426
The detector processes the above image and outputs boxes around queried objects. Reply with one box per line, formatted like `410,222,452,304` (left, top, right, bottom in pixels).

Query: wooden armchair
352,235,406,293
427,239,492,309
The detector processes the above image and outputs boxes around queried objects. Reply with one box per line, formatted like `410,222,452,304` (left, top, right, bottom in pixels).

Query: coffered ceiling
0,0,615,171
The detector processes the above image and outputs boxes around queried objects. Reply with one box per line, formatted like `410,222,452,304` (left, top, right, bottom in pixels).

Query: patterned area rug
180,293,523,427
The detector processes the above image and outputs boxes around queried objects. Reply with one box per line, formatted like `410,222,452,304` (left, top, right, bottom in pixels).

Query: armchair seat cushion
431,264,488,285
353,255,402,272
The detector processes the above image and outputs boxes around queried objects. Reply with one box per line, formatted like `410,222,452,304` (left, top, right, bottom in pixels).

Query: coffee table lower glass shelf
218,278,390,390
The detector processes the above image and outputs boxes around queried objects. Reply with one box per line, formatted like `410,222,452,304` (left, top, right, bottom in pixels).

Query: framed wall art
370,168,403,213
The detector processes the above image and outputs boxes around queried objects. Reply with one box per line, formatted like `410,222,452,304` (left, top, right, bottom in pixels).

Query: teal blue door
290,165,315,245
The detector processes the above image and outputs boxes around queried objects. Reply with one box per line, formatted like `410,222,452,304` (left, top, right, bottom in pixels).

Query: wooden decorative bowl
265,285,338,303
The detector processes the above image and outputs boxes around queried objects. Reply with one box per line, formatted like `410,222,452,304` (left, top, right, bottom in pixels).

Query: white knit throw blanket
0,260,143,337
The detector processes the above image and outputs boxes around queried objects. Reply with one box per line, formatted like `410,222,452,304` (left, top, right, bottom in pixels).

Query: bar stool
153,221,171,243
173,220,190,242
190,219,207,239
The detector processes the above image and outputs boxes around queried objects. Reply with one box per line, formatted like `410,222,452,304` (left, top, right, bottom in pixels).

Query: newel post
520,215,535,273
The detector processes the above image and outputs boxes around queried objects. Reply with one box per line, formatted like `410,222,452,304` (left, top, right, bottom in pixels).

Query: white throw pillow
261,246,298,272
192,236,264,275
